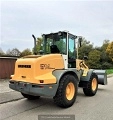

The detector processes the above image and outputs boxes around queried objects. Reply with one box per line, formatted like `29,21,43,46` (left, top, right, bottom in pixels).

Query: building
0,57,17,79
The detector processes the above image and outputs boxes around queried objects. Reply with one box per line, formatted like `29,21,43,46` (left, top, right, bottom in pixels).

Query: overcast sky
0,0,113,52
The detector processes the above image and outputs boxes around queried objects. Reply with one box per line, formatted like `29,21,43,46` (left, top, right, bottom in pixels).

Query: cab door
68,34,76,68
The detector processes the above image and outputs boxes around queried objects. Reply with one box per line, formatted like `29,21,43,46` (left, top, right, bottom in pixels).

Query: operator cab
42,31,78,68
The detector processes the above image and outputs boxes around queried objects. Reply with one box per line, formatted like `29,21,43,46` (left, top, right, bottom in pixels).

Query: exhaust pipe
32,34,37,55
94,70,107,85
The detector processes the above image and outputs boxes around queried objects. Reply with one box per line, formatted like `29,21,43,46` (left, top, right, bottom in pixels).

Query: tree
20,48,32,57
87,50,101,69
33,37,43,54
78,39,93,59
100,40,110,62
6,48,21,56
106,41,113,61
99,40,113,69
6,49,12,56
0,48,5,56
101,40,110,51
88,40,113,69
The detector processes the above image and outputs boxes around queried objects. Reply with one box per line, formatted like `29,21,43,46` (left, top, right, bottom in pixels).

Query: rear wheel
21,93,40,100
83,73,98,96
53,74,78,108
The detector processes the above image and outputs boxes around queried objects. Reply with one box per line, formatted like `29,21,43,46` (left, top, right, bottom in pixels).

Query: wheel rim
66,82,75,100
92,78,97,91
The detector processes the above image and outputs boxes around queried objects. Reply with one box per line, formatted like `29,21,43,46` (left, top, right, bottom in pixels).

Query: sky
0,0,113,52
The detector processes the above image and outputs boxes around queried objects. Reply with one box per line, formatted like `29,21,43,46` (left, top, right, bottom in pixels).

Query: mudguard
80,69,94,82
52,69,79,95
80,69,107,85
53,69,80,84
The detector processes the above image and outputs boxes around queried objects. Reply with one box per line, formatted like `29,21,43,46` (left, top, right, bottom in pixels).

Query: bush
101,62,113,69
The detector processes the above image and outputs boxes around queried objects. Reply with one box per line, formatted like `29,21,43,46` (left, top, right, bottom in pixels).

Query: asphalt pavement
0,79,23,104
0,74,113,104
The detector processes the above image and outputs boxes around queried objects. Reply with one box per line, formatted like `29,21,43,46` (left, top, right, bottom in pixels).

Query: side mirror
39,50,44,55
84,56,88,60
78,37,82,47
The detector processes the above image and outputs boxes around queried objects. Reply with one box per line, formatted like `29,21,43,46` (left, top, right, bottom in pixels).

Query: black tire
83,73,98,96
21,93,40,100
53,74,78,108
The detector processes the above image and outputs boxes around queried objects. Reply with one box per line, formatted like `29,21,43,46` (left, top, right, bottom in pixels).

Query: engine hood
11,54,65,84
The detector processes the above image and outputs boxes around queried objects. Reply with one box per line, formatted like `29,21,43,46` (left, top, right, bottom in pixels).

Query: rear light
39,80,44,83
10,75,14,79
21,76,26,78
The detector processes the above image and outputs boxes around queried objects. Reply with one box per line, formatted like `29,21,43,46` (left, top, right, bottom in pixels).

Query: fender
80,69,107,85
52,69,80,94
80,69,94,82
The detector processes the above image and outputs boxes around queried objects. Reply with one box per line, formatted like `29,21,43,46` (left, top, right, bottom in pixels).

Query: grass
106,69,113,75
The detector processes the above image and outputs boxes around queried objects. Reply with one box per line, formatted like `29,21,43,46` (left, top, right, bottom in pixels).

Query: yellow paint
92,78,97,91
76,59,89,70
82,69,89,76
66,82,75,100
35,72,56,84
11,54,64,84
76,59,89,76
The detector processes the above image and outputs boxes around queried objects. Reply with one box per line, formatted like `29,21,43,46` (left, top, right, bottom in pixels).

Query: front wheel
21,93,40,100
53,74,78,108
83,73,98,96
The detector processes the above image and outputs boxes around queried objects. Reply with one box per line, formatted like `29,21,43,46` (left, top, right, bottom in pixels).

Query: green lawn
106,69,113,75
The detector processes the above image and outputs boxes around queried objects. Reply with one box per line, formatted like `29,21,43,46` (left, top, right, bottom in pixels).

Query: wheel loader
9,31,107,108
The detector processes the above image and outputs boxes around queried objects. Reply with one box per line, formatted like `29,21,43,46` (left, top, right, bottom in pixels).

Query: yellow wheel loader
9,31,107,108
